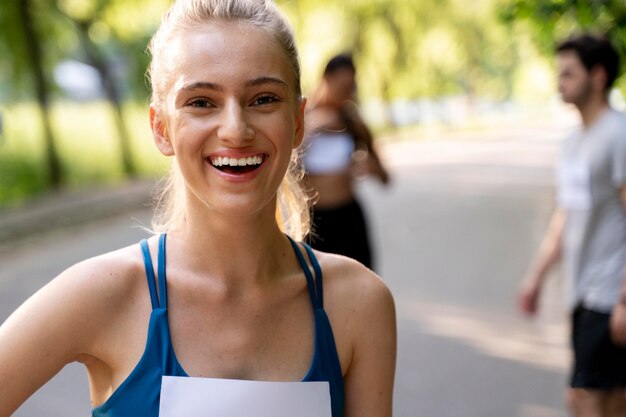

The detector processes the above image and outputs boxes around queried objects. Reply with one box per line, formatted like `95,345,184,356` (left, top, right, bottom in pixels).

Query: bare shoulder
53,243,147,303
316,251,392,297
340,101,366,124
51,243,151,338
1,242,149,356
0,242,150,415
310,250,396,386
312,250,395,323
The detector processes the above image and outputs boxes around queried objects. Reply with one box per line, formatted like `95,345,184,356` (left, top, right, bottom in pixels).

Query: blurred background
2,1,626,416
2,0,626,206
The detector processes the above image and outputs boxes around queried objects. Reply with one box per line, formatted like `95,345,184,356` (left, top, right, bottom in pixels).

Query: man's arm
518,208,565,316
610,187,626,346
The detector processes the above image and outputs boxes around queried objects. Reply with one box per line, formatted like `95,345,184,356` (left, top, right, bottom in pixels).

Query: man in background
518,34,626,417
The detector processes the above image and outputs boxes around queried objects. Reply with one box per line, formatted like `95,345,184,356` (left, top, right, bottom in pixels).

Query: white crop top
302,131,355,175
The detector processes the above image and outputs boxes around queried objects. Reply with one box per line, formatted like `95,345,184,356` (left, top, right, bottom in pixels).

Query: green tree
53,0,170,176
1,0,64,188
281,0,520,125
499,0,626,88
54,0,138,177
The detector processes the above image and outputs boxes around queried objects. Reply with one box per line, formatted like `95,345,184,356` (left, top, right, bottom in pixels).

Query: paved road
1,119,575,417
370,128,571,417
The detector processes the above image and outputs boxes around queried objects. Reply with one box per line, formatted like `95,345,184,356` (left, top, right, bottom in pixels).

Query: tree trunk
18,0,62,188
76,20,136,177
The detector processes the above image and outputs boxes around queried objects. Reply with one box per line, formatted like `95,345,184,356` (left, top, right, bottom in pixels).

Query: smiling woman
0,1,396,417
148,6,309,238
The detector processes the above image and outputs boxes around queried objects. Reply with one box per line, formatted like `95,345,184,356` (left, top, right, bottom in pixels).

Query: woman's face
326,67,356,103
151,21,305,218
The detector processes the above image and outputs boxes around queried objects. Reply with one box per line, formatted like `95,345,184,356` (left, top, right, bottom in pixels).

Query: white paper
159,376,332,417
557,160,592,210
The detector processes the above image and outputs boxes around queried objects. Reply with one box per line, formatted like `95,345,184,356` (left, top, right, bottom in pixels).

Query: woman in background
303,54,390,270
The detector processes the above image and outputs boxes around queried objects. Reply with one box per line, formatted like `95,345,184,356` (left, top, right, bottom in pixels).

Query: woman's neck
310,84,342,109
166,199,292,288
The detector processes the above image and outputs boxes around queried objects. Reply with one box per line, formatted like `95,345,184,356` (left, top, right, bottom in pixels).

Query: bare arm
342,102,390,185
0,253,134,416
518,208,565,315
0,261,102,415
610,187,626,346
338,264,396,417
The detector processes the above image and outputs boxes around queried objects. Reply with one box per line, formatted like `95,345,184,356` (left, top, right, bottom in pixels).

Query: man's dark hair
556,34,620,91
323,53,356,77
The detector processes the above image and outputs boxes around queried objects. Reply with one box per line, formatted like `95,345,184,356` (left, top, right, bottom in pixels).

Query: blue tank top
92,233,344,417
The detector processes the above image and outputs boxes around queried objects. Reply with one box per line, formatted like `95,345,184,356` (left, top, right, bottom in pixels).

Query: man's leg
569,306,602,417
570,306,626,417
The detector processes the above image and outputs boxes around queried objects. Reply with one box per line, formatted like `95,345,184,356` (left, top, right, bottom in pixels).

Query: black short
307,199,373,269
570,305,626,389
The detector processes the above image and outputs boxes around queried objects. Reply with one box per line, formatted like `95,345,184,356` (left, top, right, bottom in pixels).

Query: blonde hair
147,0,311,240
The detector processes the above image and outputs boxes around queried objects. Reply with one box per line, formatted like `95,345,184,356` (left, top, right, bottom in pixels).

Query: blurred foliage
0,0,542,107
0,0,572,205
0,101,167,207
0,154,47,205
281,0,521,102
0,0,170,192
0,0,167,100
498,0,626,91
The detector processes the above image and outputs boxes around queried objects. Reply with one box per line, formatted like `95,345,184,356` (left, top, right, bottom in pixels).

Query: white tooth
213,156,263,167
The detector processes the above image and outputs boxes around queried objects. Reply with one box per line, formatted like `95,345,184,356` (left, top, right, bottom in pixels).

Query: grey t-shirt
557,109,626,312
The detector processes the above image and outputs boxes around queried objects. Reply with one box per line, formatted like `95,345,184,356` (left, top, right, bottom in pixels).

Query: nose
217,100,254,145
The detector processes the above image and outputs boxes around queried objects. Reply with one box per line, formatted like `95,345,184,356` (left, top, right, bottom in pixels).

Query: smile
208,154,265,174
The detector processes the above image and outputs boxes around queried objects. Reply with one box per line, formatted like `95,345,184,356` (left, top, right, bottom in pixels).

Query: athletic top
92,234,344,417
302,131,355,175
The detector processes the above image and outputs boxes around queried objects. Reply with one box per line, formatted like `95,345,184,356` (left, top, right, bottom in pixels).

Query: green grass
0,100,169,207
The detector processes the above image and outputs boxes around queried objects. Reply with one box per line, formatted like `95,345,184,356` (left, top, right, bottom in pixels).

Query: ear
591,65,608,93
293,97,307,149
150,104,175,156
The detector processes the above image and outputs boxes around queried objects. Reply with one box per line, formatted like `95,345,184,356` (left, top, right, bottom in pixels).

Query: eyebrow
244,76,289,89
177,81,223,93
177,76,289,94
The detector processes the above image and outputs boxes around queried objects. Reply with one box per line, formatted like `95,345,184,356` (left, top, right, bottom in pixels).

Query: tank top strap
139,234,168,309
302,242,324,307
286,235,322,309
139,238,160,310
157,233,168,309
